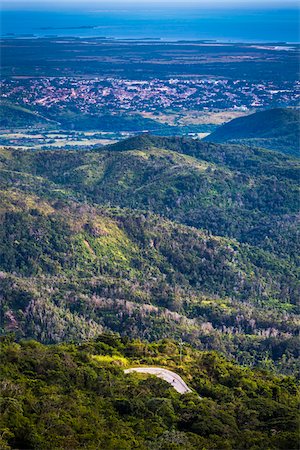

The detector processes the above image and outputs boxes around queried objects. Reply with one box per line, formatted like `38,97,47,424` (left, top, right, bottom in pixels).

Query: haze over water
1,4,299,42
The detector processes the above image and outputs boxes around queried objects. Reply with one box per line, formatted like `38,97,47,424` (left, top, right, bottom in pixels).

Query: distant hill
50,109,174,132
204,108,300,156
0,103,177,133
39,108,214,135
0,102,53,129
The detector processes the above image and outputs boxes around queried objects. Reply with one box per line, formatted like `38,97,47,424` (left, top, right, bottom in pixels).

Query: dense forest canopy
0,135,299,375
0,335,299,450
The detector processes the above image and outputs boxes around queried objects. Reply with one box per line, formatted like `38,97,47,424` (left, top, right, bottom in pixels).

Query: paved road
124,367,193,394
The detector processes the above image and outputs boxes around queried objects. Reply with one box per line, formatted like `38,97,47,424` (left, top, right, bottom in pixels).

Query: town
1,76,299,115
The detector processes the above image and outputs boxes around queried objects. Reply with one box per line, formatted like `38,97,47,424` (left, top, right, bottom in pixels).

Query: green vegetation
1,124,299,449
0,335,298,450
0,135,299,376
0,102,52,129
2,135,299,262
0,102,215,136
46,109,174,133
1,36,299,449
205,108,300,157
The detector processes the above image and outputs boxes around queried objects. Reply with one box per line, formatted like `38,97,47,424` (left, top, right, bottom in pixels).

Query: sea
0,4,299,43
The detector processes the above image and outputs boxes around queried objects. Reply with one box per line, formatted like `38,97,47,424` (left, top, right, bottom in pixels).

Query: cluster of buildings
1,76,299,113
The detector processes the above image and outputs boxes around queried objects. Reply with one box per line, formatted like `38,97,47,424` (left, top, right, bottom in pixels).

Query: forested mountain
1,129,299,449
2,135,299,260
0,137,299,374
0,335,299,450
205,108,300,157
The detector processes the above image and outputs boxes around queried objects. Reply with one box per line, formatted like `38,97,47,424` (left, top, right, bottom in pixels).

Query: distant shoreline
2,7,298,43
1,34,299,45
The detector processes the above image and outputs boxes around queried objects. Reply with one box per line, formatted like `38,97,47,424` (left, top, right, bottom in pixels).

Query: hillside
0,102,53,129
0,102,213,136
0,140,299,373
0,335,298,450
204,108,300,156
45,109,174,133
2,136,299,261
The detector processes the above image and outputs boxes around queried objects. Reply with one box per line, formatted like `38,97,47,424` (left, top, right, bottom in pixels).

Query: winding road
124,367,193,395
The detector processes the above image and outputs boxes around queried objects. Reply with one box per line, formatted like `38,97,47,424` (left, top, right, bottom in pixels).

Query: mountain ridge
1,138,298,262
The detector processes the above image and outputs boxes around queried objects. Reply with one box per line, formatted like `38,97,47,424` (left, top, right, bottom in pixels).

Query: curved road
124,367,193,395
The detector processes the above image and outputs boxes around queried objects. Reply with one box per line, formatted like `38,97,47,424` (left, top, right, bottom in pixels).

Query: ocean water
0,6,299,42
